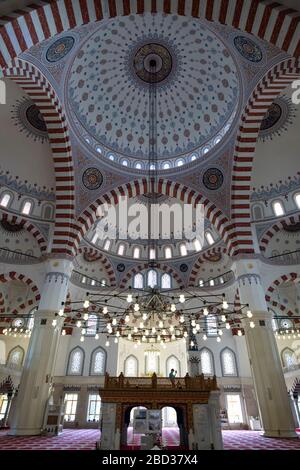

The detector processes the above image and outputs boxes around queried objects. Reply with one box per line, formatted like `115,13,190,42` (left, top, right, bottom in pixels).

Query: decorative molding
237,273,261,287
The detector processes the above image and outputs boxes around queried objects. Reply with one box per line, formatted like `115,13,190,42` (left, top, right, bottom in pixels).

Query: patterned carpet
0,428,299,450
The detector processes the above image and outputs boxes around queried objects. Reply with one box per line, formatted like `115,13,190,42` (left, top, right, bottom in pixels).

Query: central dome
67,13,240,170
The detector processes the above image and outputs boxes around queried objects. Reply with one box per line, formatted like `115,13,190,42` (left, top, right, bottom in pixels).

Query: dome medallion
66,14,240,171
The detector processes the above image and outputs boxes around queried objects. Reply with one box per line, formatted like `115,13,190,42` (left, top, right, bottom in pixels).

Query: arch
74,179,235,257
89,346,107,376
120,262,183,289
42,203,55,220
199,347,215,376
266,296,294,317
77,246,116,286
0,211,47,253
133,272,144,289
281,347,298,368
251,203,265,221
4,60,75,256
124,355,139,377
67,346,85,376
220,347,238,377
0,272,40,315
231,58,300,255
161,272,172,289
0,190,13,208
265,272,299,300
188,246,228,286
166,355,181,377
0,0,299,74
6,345,25,367
259,214,300,253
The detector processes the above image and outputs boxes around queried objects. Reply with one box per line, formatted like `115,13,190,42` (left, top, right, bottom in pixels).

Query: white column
9,258,73,436
233,259,297,438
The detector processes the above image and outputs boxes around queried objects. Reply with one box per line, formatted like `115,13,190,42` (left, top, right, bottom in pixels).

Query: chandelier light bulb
157,334,161,341
134,303,140,312
216,337,221,342
226,322,230,330
183,331,188,338
103,307,108,314
142,335,146,342
159,321,163,328
127,294,133,303
171,334,175,340
112,318,117,326
191,319,196,327
196,324,200,331
83,313,89,321
139,322,144,329
58,308,64,317
152,327,156,333
179,294,185,303
190,340,194,347
222,300,229,310
83,299,90,309
134,327,138,333
169,325,174,332
142,313,147,321
105,340,110,347
246,310,253,318
203,307,208,316
162,329,166,335
128,333,132,340
80,335,84,342
203,334,207,341
145,330,149,336
95,333,99,340
114,337,118,344
237,330,242,336
221,315,226,322
192,328,197,334
218,330,223,336
180,315,184,323
116,331,120,337
62,329,66,336
81,328,86,335
171,304,176,312
250,321,255,329
125,314,130,323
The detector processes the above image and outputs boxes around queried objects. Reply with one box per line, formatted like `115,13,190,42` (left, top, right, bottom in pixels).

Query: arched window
166,355,180,376
252,204,264,220
0,192,12,208
161,273,171,289
100,279,106,287
193,239,202,252
163,162,170,169
90,347,106,376
164,246,172,259
149,247,156,260
133,272,144,289
7,346,24,367
272,200,285,217
209,279,215,287
121,159,129,167
103,239,111,251
206,315,218,336
147,269,158,288
124,355,138,377
176,159,184,167
91,233,98,244
135,162,142,170
221,348,238,376
200,348,214,375
180,243,187,256
67,347,84,376
294,193,300,209
21,200,32,215
205,232,215,245
43,204,54,219
87,314,98,336
133,246,141,259
281,348,297,369
117,243,125,256
199,279,204,287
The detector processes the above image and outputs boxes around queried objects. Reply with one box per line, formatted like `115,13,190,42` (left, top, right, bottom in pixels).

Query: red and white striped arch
0,291,5,313
73,178,237,257
0,272,41,314
259,214,300,253
77,246,116,286
265,296,294,316
231,58,300,255
266,271,299,299
119,262,184,289
0,0,299,72
0,211,47,253
4,60,75,256
188,246,228,286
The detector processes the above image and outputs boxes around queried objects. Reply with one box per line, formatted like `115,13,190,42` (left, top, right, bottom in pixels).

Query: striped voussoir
231,58,300,256
0,211,47,253
266,272,299,299
4,60,75,256
74,178,236,256
228,289,244,335
265,295,294,317
188,246,228,286
0,291,5,313
259,214,300,252
0,0,299,74
119,262,184,289
0,272,40,314
78,246,116,286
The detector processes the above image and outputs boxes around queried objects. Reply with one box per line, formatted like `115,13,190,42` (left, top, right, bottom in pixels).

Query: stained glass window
68,348,84,375
147,270,158,288
221,348,237,376
125,355,138,376
161,273,171,289
90,348,106,375
133,273,144,289
200,348,214,375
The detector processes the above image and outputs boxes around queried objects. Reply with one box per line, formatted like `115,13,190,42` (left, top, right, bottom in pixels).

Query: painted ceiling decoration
82,167,104,191
202,168,224,191
258,96,298,142
233,36,263,63
10,97,48,143
66,13,240,171
46,36,75,63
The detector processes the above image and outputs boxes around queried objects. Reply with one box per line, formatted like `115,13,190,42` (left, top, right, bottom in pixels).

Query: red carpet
0,429,299,450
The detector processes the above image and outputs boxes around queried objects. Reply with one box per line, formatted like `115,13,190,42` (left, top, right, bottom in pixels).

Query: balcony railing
0,247,40,264
267,250,300,265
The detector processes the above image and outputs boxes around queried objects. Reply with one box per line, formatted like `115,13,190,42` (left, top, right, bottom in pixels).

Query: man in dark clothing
169,368,177,387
